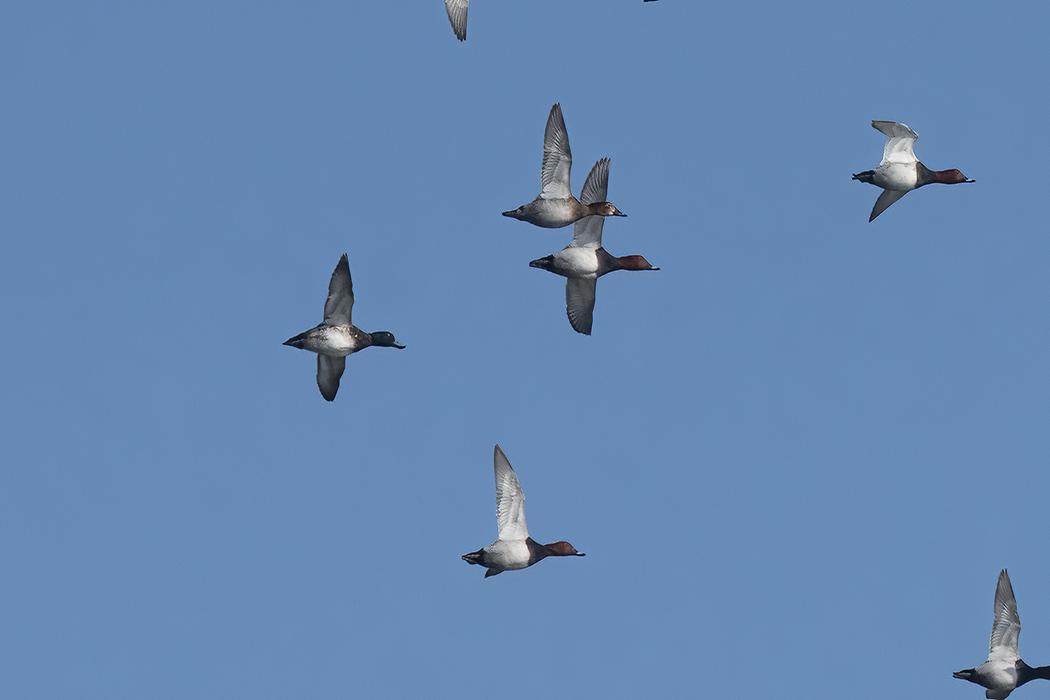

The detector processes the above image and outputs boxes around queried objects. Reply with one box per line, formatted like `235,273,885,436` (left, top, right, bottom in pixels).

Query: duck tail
852,170,875,184
283,332,308,348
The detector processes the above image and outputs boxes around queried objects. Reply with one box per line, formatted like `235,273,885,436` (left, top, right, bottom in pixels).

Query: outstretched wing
323,254,354,325
317,354,346,402
579,157,610,206
540,104,573,199
565,277,597,335
493,445,528,541
444,0,467,41
988,569,1021,662
873,120,918,166
869,189,908,222
570,158,610,248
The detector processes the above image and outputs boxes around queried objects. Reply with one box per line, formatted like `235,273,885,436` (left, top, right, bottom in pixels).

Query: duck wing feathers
493,445,529,541
873,120,918,165
323,254,354,326
444,0,467,40
317,354,346,402
989,569,1021,663
565,277,597,335
869,189,909,222
570,158,610,248
540,104,573,200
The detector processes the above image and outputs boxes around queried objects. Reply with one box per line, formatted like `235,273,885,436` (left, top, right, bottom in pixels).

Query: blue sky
4,2,1050,698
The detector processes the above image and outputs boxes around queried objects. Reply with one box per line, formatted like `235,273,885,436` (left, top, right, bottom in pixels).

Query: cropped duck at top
462,445,584,578
503,103,627,228
443,0,467,41
444,1,657,41
283,254,404,402
954,569,1050,699
852,120,973,222
529,157,658,335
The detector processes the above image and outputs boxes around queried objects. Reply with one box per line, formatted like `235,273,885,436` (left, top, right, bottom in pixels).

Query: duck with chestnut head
529,158,658,335
852,120,973,222
462,445,584,578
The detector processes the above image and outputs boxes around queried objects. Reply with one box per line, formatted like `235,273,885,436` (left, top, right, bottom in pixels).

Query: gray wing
540,103,572,199
570,215,605,249
869,189,908,222
323,254,354,325
873,120,918,165
571,158,610,247
565,277,597,335
579,157,610,206
494,445,528,540
317,354,346,402
989,569,1021,659
444,0,467,41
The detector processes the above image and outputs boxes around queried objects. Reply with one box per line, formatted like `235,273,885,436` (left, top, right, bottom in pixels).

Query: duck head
544,541,584,557
616,255,659,271
369,331,405,349
942,168,975,184
590,201,627,217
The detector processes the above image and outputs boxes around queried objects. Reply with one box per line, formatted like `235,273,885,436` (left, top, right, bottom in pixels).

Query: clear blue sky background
4,2,1050,698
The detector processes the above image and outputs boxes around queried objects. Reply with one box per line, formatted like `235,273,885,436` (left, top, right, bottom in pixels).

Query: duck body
955,659,1050,700
531,245,605,279
503,197,624,229
503,103,626,229
955,660,1022,700
860,160,919,191
852,120,973,221
531,246,655,280
462,537,551,577
283,254,404,402
462,445,584,578
954,569,1050,699
283,324,373,357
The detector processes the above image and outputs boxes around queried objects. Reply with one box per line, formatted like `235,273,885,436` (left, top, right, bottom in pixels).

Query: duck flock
272,6,1043,699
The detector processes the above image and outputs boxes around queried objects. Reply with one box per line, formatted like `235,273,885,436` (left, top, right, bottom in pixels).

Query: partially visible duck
444,0,467,41
462,445,584,578
529,158,658,335
852,120,973,222
503,103,627,228
954,569,1050,699
283,254,404,402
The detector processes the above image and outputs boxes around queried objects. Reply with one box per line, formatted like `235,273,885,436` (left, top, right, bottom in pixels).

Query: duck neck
917,162,971,186
525,537,550,564
1019,662,1050,685
915,161,937,186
